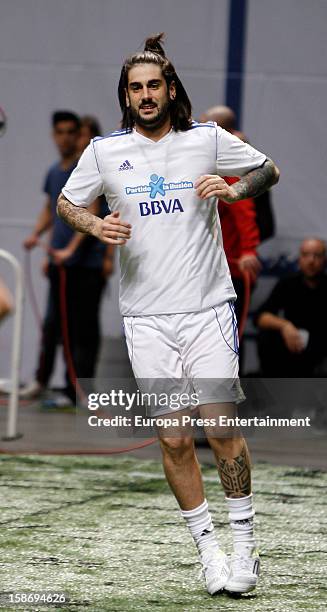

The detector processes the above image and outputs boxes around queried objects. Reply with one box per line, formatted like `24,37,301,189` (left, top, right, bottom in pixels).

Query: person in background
0,278,13,324
78,115,115,278
199,106,261,370
21,111,106,402
0,278,14,394
255,238,327,376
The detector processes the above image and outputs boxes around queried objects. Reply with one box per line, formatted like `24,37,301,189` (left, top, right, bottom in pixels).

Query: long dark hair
118,33,192,132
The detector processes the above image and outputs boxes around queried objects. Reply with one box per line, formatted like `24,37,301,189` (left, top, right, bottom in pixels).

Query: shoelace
230,553,252,574
199,548,227,579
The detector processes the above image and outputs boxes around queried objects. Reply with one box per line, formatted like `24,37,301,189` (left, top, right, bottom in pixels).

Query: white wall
0,0,228,382
244,0,327,248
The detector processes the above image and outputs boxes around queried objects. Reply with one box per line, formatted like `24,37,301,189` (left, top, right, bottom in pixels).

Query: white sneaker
19,380,45,399
225,550,260,593
199,547,230,595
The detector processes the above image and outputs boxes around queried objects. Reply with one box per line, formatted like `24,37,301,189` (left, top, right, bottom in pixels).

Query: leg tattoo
217,442,251,498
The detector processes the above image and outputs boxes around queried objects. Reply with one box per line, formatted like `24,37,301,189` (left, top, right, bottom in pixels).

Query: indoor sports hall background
1,3,326,610
0,0,326,382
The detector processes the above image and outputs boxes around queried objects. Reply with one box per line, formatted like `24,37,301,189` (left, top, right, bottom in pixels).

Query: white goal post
0,249,24,440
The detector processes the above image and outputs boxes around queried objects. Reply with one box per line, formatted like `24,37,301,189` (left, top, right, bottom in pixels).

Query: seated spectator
255,238,327,376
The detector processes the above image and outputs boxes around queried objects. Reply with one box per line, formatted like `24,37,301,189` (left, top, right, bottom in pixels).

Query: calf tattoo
217,443,251,498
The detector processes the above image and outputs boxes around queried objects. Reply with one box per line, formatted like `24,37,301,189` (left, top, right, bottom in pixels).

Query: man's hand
24,197,53,249
51,246,74,266
96,211,132,246
24,233,39,250
280,321,305,353
0,279,13,323
196,159,279,203
57,194,131,246
41,257,49,277
238,254,261,283
195,175,238,203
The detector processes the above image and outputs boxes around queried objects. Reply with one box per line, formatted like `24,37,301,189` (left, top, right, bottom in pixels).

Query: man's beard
130,99,171,130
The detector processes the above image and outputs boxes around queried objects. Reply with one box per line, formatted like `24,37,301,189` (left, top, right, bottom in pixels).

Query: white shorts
123,301,245,416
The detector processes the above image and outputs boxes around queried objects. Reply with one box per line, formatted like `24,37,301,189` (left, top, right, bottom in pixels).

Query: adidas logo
200,529,211,536
119,159,134,171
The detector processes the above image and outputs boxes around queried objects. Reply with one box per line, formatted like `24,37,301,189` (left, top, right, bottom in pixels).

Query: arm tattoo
217,442,251,498
232,157,279,201
57,193,99,237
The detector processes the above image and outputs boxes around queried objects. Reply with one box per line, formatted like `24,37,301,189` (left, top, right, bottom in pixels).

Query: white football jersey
62,121,266,316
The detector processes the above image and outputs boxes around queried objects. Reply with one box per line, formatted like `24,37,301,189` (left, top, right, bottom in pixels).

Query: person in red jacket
200,106,261,370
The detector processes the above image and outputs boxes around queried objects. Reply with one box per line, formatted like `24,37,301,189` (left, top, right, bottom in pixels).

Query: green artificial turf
0,455,326,611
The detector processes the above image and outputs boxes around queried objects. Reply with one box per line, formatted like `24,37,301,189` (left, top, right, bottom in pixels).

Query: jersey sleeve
216,126,267,176
62,140,104,207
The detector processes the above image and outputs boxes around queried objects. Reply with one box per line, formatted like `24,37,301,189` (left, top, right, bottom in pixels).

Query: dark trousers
36,265,105,399
257,329,322,377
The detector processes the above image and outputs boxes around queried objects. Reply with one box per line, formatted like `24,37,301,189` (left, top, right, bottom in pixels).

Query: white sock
225,494,256,556
180,499,219,554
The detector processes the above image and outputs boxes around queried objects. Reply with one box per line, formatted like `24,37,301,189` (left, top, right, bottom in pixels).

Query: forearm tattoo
217,442,251,498
232,158,279,201
57,193,98,236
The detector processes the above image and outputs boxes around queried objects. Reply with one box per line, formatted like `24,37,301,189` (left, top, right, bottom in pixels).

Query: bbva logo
139,199,184,216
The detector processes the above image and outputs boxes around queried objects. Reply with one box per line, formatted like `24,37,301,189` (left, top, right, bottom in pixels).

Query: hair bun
144,33,166,57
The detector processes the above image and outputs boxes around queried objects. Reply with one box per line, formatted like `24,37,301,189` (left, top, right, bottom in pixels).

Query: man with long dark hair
57,34,279,596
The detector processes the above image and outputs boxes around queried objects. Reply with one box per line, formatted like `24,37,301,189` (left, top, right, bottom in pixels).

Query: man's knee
159,436,194,462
